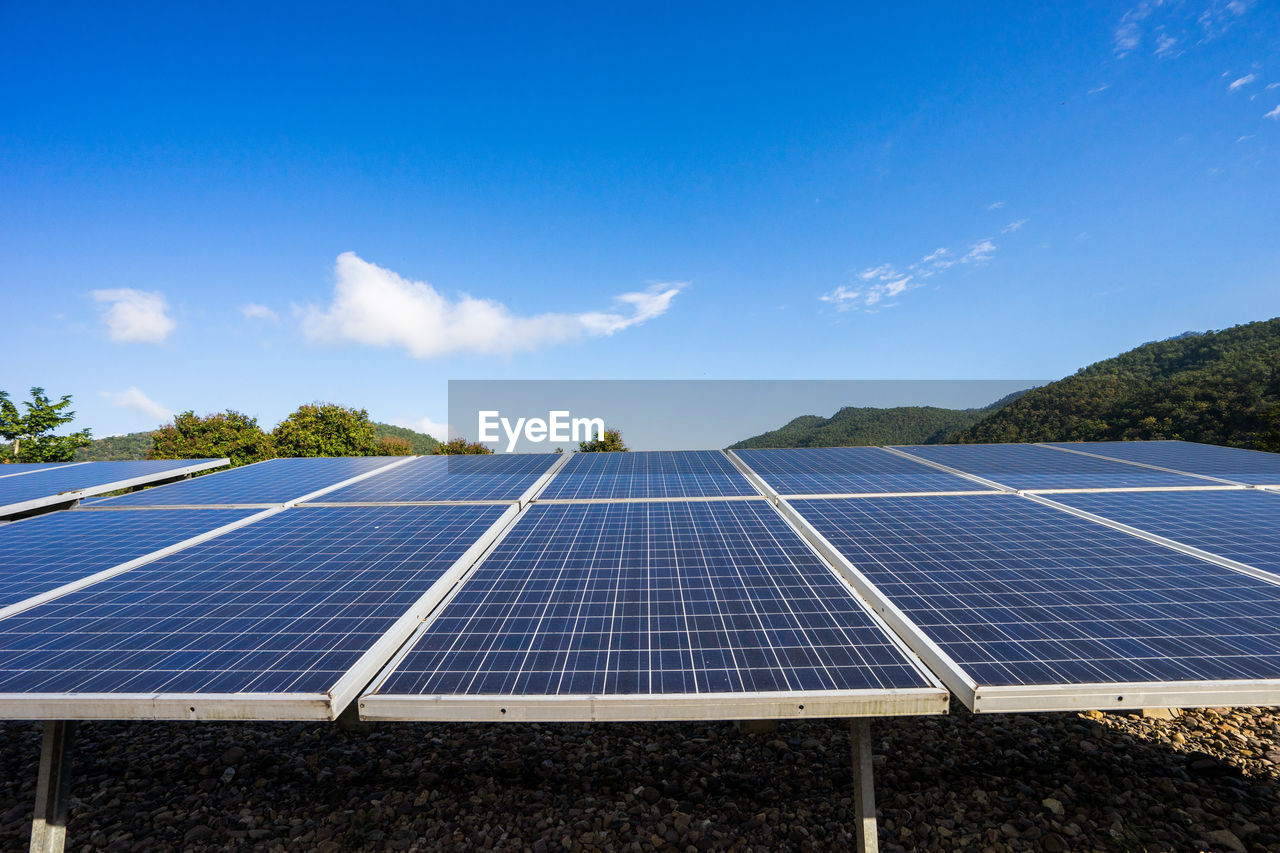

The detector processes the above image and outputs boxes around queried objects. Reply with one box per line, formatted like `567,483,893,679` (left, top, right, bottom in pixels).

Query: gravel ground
0,701,1277,852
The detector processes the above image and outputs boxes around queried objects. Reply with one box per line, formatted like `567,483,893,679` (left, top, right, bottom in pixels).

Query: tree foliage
433,437,494,455
0,387,92,462
579,428,629,452
149,410,276,467
374,435,414,456
952,318,1280,448
373,423,440,454
272,403,377,458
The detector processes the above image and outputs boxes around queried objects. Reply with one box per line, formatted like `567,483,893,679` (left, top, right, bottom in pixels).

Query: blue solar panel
368,500,932,699
0,462,78,479
735,447,995,496
0,509,259,608
313,454,559,503
1049,490,1280,577
0,505,507,696
89,457,402,507
893,443,1212,491
791,494,1280,686
538,451,757,500
0,460,224,514
1048,440,1280,487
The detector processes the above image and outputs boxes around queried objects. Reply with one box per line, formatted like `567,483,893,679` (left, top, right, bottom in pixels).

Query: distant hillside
729,393,1025,449
955,318,1280,448
373,422,440,455
76,422,440,460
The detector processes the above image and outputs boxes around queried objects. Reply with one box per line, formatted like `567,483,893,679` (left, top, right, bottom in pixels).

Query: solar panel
787,493,1280,712
0,504,510,720
537,451,758,501
0,462,80,479
0,508,260,610
0,459,228,517
734,446,995,496
311,453,561,503
1047,489,1280,578
87,456,405,507
893,443,1214,492
360,500,945,721
1047,440,1280,487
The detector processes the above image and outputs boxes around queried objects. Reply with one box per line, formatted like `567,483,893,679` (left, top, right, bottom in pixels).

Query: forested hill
729,395,1023,449
953,318,1280,448
75,422,440,460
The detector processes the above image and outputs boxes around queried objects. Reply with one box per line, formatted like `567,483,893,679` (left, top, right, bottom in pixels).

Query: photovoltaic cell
0,509,259,608
0,460,224,513
0,505,507,696
735,446,994,496
0,463,79,479
893,443,1212,491
89,457,402,507
791,494,1280,687
1047,440,1280,487
369,500,933,699
538,451,757,500
1049,489,1280,577
313,454,559,503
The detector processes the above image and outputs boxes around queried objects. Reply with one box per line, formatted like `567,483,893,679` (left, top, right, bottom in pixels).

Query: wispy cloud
1153,32,1179,57
1265,104,1280,119
1229,74,1256,91
1267,82,1280,90
986,201,1005,211
1002,219,1029,234
301,252,685,358
101,387,173,424
821,236,1001,313
91,289,175,344
1115,0,1253,58
242,302,279,322
1087,84,1110,95
391,416,449,441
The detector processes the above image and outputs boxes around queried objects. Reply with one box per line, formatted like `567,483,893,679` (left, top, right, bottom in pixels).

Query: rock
1206,829,1247,852
221,746,246,765
1041,798,1064,816
640,786,661,805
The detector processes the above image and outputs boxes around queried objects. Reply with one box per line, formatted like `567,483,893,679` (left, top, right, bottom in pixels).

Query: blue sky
3,2,1279,440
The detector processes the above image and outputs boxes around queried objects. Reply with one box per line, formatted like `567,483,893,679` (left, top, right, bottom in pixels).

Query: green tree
0,387,92,462
272,403,378,457
433,437,494,455
150,410,276,467
374,435,414,456
579,428,628,452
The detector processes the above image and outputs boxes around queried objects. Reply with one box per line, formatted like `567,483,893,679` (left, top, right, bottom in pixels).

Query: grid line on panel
790,494,1280,688
735,446,996,496
86,457,401,507
893,443,1215,492
313,454,559,503
0,460,219,510
1048,490,1280,578
0,504,507,697
537,451,757,501
371,500,933,699
1046,441,1280,487
0,509,260,608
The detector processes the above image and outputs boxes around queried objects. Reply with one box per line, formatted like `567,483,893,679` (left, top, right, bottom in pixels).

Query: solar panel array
1047,440,1280,487
0,459,228,517
0,462,80,479
892,442,1215,491
538,450,758,500
3,441,1280,723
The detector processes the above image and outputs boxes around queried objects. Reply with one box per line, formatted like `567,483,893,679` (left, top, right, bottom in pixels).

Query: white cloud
1088,84,1110,95
91,289,175,344
1229,74,1256,90
986,201,1004,211
820,276,919,312
301,252,686,358
1002,219,1029,234
963,240,998,263
242,302,279,322
1114,2,1157,56
1153,32,1179,57
1265,105,1280,119
1116,0,1251,57
1267,82,1280,90
101,387,173,424
392,416,450,441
